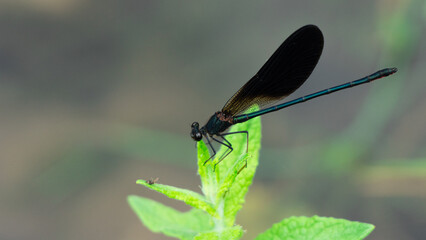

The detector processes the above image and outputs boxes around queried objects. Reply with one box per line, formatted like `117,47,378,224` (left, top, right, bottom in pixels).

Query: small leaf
194,225,244,240
136,179,218,218
128,195,214,240
254,216,375,240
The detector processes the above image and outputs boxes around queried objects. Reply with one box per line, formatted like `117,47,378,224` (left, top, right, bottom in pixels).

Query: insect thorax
203,112,233,135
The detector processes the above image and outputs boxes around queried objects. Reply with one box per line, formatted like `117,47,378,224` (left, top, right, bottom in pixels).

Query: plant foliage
128,106,374,239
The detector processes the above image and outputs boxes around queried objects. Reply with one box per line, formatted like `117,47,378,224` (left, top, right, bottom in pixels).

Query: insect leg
220,131,249,153
219,131,249,171
203,134,217,165
210,136,233,171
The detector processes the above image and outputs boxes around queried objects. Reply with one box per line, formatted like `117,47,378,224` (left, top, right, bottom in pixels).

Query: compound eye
191,122,199,128
195,133,202,140
191,131,202,141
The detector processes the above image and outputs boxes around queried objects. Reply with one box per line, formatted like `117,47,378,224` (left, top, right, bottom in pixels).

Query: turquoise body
233,68,397,124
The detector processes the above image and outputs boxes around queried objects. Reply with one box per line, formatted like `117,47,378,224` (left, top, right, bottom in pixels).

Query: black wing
222,25,324,116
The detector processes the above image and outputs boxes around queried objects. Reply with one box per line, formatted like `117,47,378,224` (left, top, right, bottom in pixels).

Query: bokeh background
1,0,425,239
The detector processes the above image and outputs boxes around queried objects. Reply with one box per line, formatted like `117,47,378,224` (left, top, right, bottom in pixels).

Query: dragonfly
190,25,397,167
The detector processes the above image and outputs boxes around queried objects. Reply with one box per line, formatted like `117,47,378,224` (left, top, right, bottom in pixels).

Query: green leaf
198,140,218,200
216,153,249,201
254,216,375,240
196,105,262,227
194,226,244,240
128,195,214,240
221,111,262,226
136,179,218,218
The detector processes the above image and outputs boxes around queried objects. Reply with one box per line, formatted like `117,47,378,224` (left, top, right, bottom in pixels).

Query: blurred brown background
1,0,425,239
